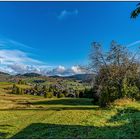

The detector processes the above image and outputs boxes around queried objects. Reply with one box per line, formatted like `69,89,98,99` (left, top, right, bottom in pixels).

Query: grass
0,92,140,139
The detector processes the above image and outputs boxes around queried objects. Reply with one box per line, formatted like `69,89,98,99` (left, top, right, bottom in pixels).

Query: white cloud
0,49,42,65
6,63,54,75
0,58,86,76
127,40,140,48
8,39,34,50
58,9,78,20
8,64,28,74
0,37,86,76
47,65,86,76
0,65,15,74
8,64,40,74
0,37,52,75
6,64,85,76
0,38,34,50
57,65,65,72
0,49,52,75
71,66,83,74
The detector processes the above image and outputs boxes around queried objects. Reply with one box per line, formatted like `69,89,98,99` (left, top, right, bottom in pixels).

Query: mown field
0,83,140,139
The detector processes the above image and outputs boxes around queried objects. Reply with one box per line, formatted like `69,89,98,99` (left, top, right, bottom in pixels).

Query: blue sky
0,1,140,75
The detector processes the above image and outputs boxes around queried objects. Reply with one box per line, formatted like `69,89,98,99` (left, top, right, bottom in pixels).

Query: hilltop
0,71,93,83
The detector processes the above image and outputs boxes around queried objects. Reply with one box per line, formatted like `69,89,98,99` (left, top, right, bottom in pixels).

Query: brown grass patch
113,97,134,106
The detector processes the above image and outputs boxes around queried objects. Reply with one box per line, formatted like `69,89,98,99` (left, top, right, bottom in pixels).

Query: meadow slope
0,93,140,139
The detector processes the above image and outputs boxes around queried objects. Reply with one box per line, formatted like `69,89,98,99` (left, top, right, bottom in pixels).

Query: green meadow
0,91,140,139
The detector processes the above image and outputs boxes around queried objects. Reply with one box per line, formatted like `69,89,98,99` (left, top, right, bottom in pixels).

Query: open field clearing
0,93,140,139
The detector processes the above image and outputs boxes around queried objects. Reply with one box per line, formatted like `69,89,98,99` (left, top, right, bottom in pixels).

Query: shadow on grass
0,125,12,138
0,125,12,127
0,98,99,111
0,132,9,138
0,106,99,111
10,107,140,139
108,107,140,123
31,98,93,106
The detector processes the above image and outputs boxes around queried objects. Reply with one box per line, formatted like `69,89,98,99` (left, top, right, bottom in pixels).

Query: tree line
11,81,93,99
89,41,140,107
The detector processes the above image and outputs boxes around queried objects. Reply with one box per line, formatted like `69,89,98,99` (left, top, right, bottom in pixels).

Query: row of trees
12,84,24,95
11,82,92,99
88,41,140,107
17,80,27,85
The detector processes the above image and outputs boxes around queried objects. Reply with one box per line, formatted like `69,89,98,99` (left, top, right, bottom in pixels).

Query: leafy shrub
57,93,65,98
12,84,24,95
79,91,84,98
92,92,100,105
42,85,47,92
12,84,17,94
83,88,94,98
123,79,140,100
18,80,26,85
44,92,53,98
16,87,22,95
99,87,110,107
75,90,80,98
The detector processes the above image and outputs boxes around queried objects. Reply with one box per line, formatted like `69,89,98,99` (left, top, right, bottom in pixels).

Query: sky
0,1,140,76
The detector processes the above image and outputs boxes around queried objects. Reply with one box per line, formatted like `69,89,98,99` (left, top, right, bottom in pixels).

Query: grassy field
0,92,140,139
